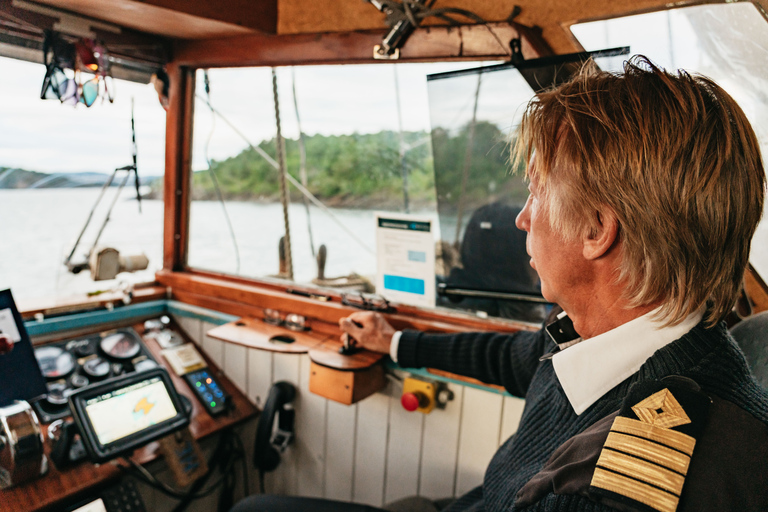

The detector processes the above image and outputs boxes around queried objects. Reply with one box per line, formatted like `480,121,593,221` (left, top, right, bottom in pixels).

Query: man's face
515,167,586,307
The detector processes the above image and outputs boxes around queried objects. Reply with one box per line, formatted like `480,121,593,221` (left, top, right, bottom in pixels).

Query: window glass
571,2,768,278
187,63,494,292
426,53,623,322
0,56,166,303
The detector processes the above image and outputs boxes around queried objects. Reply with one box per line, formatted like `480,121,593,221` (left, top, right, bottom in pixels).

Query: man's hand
338,312,395,355
0,334,13,355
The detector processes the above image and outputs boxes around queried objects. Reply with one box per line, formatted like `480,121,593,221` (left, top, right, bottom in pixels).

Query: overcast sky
0,57,489,177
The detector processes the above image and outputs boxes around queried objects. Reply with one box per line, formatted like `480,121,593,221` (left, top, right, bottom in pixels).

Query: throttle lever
338,320,363,355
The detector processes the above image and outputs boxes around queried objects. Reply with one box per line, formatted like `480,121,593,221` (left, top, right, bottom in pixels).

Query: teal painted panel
166,301,237,325
25,301,167,337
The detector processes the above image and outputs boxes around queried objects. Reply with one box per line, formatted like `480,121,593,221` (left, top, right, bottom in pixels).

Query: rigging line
291,67,316,257
454,70,482,245
272,67,294,280
195,94,375,256
0,168,18,186
393,65,410,213
202,70,241,274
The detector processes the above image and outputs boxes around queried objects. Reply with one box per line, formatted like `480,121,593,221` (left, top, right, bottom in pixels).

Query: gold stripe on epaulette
604,432,691,474
592,468,679,512
596,449,685,494
611,416,696,455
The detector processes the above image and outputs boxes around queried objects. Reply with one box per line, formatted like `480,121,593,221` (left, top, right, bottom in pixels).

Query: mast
272,68,293,280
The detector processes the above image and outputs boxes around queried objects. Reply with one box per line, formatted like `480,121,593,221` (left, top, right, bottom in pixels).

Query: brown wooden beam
26,0,254,39
0,0,168,68
156,269,535,336
17,285,167,320
172,22,546,68
163,63,195,270
142,0,277,35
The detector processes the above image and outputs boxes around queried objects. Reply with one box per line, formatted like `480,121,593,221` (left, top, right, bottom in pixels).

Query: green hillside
191,130,435,208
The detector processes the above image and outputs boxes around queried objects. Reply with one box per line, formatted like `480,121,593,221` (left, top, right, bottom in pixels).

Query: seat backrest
729,311,768,390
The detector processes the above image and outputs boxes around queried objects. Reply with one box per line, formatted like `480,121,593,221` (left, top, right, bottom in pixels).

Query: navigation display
69,367,189,462
85,376,178,446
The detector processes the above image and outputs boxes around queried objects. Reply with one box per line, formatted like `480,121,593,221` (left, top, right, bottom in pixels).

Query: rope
203,70,241,274
394,65,410,213
291,67,316,257
272,68,293,280
454,71,482,245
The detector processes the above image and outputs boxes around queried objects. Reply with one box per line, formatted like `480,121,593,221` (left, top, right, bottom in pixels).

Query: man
234,57,768,512
340,56,768,511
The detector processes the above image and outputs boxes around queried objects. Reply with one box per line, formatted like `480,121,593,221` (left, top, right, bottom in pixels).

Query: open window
0,55,165,303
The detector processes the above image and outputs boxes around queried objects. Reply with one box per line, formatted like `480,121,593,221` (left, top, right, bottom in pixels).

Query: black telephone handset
253,381,296,472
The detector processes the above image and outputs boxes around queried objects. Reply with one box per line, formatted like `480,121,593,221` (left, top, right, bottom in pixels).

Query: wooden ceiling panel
30,0,263,39
276,0,701,54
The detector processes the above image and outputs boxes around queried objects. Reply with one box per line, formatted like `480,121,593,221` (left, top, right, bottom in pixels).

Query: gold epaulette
589,379,711,512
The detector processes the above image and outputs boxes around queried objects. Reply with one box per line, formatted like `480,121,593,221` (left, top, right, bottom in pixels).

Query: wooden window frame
159,23,555,333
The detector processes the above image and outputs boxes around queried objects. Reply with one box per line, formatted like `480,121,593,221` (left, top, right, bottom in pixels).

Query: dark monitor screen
0,289,47,406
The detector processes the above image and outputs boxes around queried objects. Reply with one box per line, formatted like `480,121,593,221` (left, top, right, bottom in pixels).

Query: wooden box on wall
308,361,386,405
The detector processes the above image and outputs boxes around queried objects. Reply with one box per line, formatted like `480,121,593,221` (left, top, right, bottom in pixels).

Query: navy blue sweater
397,321,768,511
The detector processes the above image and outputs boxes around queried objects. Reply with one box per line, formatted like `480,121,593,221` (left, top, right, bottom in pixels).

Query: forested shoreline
190,130,435,209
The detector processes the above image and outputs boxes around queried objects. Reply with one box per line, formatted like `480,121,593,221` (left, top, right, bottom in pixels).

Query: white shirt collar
551,308,703,415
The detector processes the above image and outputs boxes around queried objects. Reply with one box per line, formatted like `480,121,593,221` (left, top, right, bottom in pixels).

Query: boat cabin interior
1,0,768,511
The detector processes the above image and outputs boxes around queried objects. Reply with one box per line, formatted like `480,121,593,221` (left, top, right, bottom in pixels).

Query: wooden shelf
206,316,328,353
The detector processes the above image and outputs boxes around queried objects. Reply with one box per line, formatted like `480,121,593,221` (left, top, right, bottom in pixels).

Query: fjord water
0,187,386,303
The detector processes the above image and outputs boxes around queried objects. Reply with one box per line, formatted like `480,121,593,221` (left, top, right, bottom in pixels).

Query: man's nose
516,196,531,231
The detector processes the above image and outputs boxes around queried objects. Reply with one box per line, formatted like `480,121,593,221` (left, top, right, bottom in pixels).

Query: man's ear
582,208,619,260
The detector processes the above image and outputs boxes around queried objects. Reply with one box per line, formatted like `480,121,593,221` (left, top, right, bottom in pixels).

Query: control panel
183,368,228,416
32,328,158,423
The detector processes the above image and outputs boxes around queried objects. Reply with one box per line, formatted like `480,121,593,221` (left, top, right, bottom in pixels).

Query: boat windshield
187,62,499,302
571,1,768,279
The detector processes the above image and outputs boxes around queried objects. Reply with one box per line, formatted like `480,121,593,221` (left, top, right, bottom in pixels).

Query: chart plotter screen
84,376,178,446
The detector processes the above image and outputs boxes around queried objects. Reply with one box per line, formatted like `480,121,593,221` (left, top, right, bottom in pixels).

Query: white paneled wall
172,313,526,509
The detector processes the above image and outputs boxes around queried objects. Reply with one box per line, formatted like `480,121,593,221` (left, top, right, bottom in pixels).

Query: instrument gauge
45,380,72,405
100,331,141,360
35,346,76,379
82,357,111,379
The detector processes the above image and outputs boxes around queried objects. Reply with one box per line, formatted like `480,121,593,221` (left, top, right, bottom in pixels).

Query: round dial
35,346,76,379
68,338,96,358
100,332,141,360
82,357,111,379
45,380,71,405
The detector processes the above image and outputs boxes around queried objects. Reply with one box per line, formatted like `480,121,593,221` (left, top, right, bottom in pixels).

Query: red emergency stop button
401,392,426,411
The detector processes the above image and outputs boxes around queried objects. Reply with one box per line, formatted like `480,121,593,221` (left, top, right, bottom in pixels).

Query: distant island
0,167,159,189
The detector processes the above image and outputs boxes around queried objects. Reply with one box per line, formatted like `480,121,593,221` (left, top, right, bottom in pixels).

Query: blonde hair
515,56,765,326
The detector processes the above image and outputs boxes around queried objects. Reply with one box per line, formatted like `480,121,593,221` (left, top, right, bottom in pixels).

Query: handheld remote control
183,369,228,416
